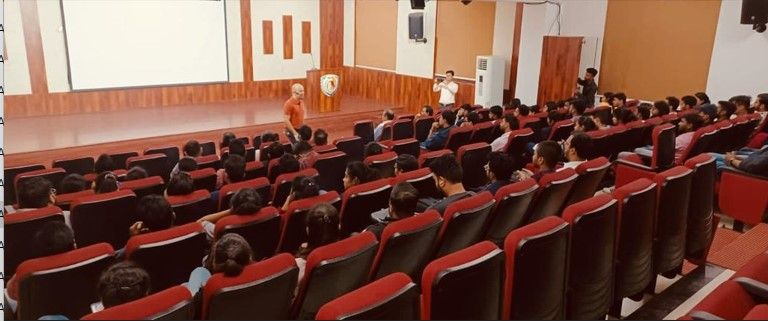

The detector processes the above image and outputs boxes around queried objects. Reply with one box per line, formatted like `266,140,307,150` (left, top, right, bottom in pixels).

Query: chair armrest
614,158,657,188
736,277,768,300
689,311,725,320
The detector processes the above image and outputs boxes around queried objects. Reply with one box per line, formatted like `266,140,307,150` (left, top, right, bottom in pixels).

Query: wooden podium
306,68,343,113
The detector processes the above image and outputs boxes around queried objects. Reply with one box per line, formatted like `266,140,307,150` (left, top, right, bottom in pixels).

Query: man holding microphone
433,70,459,111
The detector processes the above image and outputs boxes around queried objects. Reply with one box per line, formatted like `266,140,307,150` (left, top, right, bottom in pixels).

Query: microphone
306,53,318,70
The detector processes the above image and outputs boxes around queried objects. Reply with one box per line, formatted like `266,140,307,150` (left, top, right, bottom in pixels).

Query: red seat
145,145,181,178
444,126,474,152
218,177,271,211
650,166,694,289
194,154,221,171
214,206,282,261
314,144,339,154
586,130,612,159
71,190,138,248
562,195,618,320
54,189,95,211
718,167,768,227
469,121,496,144
15,243,115,320
422,241,504,320
127,154,169,179
390,167,442,199
353,120,375,145
677,125,717,165
278,191,342,254
201,253,298,319
503,128,535,170
268,157,299,183
334,136,365,162
340,178,392,236
547,119,575,142
81,285,194,320
4,164,46,205
166,189,214,224
433,192,496,258
125,223,208,292
526,168,578,223
120,176,165,199
4,206,65,279
485,178,539,245
746,305,768,320
15,168,67,203
292,232,379,319
188,167,217,192
199,140,217,156
503,216,569,320
272,168,320,208
615,123,677,187
317,272,420,320
733,252,768,284
563,157,610,208
414,116,436,142
389,138,421,158
687,280,758,320
364,151,398,178
684,154,717,264
313,151,350,193
391,118,414,140
53,156,95,176
110,151,140,170
370,211,442,280
457,142,491,189
245,160,267,180
711,120,735,153
418,149,453,167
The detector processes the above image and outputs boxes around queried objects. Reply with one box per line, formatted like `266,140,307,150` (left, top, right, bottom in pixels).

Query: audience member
220,132,237,150
60,174,88,194
130,195,175,237
730,95,752,117
295,203,340,282
422,154,474,214
166,171,195,196
673,114,705,160
455,104,473,126
125,166,149,181
711,147,768,176
417,105,434,117
170,140,202,178
421,110,456,151
717,100,737,121
612,93,627,109
574,116,598,132
216,154,246,189
515,141,561,182
591,112,614,130
601,92,615,106
294,140,319,169
477,152,514,194
199,188,264,236
188,233,253,295
754,93,768,120
297,125,313,142
614,108,639,125
275,153,301,179
652,100,671,117
366,182,419,239
680,95,697,112
637,103,652,120
695,92,712,107
255,131,280,160
667,96,681,111
281,176,321,212
490,114,521,152
698,104,718,125
570,98,588,120
343,161,381,190
94,172,119,194
563,133,593,168
94,261,151,312
313,129,328,146
13,177,55,213
374,109,395,141
394,154,419,175
95,154,116,174
489,105,503,123
364,142,384,159
261,141,285,161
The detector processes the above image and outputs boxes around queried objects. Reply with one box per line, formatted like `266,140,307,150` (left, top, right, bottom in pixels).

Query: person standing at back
577,68,598,106
284,83,307,143
432,70,459,111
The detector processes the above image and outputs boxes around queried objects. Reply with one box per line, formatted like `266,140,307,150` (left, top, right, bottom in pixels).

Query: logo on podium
320,74,339,97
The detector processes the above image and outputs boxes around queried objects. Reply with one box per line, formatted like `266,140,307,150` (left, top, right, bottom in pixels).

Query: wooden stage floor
5,96,401,167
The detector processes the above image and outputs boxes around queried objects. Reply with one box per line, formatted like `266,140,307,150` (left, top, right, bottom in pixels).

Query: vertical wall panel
240,0,253,82
302,21,312,54
320,0,343,68
282,15,293,59
355,0,397,70
262,20,274,54
19,0,49,94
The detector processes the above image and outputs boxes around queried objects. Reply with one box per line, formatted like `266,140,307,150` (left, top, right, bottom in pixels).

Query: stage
4,96,402,167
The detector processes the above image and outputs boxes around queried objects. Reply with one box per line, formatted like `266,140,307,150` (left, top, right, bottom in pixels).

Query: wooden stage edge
5,106,404,168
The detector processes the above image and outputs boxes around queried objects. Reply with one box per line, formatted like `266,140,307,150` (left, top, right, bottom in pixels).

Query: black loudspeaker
408,12,424,40
741,0,768,24
410,0,425,10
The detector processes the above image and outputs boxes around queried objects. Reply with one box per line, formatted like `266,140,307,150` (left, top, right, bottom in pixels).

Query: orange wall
435,1,496,79
354,0,398,70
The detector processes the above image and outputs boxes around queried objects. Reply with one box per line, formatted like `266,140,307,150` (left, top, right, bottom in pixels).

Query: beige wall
354,0,397,70
435,0,496,79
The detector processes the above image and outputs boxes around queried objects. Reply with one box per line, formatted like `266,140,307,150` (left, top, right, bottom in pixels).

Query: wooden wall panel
538,36,582,105
301,21,312,54
262,20,274,54
507,2,524,102
19,0,48,94
435,0,496,78
240,0,253,83
282,15,293,60
355,0,397,70
320,0,344,68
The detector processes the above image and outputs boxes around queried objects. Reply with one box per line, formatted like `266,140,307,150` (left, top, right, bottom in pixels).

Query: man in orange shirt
284,83,306,142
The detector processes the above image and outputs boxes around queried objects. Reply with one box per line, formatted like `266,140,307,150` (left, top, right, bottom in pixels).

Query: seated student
125,166,149,181
454,104,473,127
165,172,195,196
95,154,116,175
295,203,340,282
366,182,419,239
417,105,434,117
177,158,198,173
294,141,319,170
364,141,384,159
186,233,254,296
731,95,753,117
695,92,712,107
666,96,681,112
94,172,120,194
343,161,381,191
637,103,652,120
600,92,614,107
490,114,521,152
460,111,480,127
489,105,503,123
562,132,594,169
612,92,627,109
170,140,202,178
216,154,246,190
198,188,263,237
129,195,175,237
679,95,697,112
60,173,88,194
477,152,514,195
313,128,329,146
515,141,561,183
673,114,705,160
574,116,598,133
698,104,718,125
297,125,313,142
613,108,639,126
711,146,768,176
6,177,56,214
591,112,614,130
717,100,736,121
651,100,671,118
374,109,395,141
5,222,77,314
223,139,247,162
220,132,237,150
420,154,475,214
755,93,768,118
421,110,456,151
281,176,322,212
255,131,280,160
394,154,419,175
91,261,152,313
569,98,588,121
271,154,301,182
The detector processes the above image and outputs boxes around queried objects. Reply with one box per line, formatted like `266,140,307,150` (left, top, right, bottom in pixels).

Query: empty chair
4,164,46,205
470,121,496,144
53,156,95,175
587,130,612,159
334,136,365,162
414,116,436,142
317,272,420,320
4,206,65,279
214,207,282,261
422,241,504,320
684,154,716,264
526,168,578,223
563,157,610,208
124,223,208,292
433,192,496,258
746,305,768,320
195,154,221,171
353,120,375,145
15,168,67,203
444,126,474,152
562,195,618,320
278,191,342,254
81,285,194,320
70,190,138,249
390,138,421,158
292,232,379,319
615,123,677,187
201,253,298,320
145,146,181,177
391,118,415,140
390,167,442,199
418,149,453,167
314,151,349,193
457,142,491,189
718,167,768,229
127,154,169,178
339,179,392,235
120,176,165,199
221,145,256,163
14,243,115,320
189,168,217,192
503,216,570,320
166,189,215,224
245,160,267,179
547,119,575,142
273,168,320,208
485,178,539,245
218,177,271,211
110,151,140,170
732,252,768,283
686,280,759,320
200,141,217,156
370,211,442,280
503,128,535,170
609,178,657,318
364,151,398,178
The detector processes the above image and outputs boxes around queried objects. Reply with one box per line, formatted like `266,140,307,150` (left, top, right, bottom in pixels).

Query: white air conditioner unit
474,55,505,108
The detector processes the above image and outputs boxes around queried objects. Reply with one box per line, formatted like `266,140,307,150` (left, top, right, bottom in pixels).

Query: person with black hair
295,203,340,282
574,116,598,132
637,103,652,120
754,93,768,120
417,105,435,117
489,105,503,123
130,195,175,236
177,158,198,173
198,188,264,236
717,100,737,121
8,177,56,215
343,161,381,191
60,173,88,194
171,140,202,178
591,112,614,130
563,133,594,168
313,128,329,146
296,125,313,142
216,154,246,189
226,140,247,160
183,233,255,298
515,105,531,118
614,108,639,126
600,92,615,106
673,113,705,160
94,172,120,194
125,166,149,181
366,182,419,239
255,131,281,161
699,104,718,125
421,110,456,151
364,142,384,159
422,154,474,214
651,100,671,117
166,171,195,196
491,114,521,152
294,140,319,169
281,176,322,212
612,93,627,109
680,96,697,112
433,70,458,110
374,109,395,141
91,261,152,312
570,98,588,120
95,154,116,174
394,154,419,175
515,141,561,182
695,92,711,106
730,95,753,117
272,154,300,181
461,111,480,127
667,96,681,111
261,141,285,161
455,104,473,126
477,152,514,194
577,68,599,106
220,132,237,150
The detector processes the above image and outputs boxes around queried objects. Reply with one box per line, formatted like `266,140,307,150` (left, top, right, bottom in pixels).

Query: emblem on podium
320,74,339,97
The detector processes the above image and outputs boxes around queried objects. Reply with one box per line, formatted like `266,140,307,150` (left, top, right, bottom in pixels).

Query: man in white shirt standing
433,70,459,111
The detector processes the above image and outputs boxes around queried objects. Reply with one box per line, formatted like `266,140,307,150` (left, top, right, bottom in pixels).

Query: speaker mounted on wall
410,0,425,10
741,0,767,33
408,12,427,43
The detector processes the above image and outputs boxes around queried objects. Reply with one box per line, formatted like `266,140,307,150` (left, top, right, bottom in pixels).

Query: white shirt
562,160,586,169
433,81,459,105
491,131,511,152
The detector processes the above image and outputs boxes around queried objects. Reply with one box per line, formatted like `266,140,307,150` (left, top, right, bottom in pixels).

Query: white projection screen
61,0,229,90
